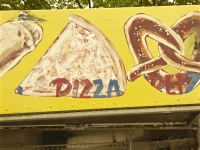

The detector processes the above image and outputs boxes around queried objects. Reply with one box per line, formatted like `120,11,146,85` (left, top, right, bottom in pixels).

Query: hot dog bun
0,21,43,77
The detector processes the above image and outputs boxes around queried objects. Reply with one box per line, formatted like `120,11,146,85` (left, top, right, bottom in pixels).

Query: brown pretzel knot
125,12,200,94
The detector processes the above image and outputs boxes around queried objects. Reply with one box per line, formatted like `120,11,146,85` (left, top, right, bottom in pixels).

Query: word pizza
17,78,122,98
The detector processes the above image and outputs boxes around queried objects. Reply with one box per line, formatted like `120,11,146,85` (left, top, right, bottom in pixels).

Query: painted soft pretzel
125,12,200,94
159,12,200,72
125,13,184,81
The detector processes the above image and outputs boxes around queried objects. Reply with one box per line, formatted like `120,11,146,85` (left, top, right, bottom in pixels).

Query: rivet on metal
49,105,52,108
71,104,74,107
5,108,8,111
113,102,116,105
92,103,95,106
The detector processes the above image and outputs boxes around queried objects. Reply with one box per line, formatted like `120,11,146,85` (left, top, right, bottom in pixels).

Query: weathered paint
0,6,200,115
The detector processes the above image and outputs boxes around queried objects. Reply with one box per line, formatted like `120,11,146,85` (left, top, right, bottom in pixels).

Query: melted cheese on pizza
17,17,126,97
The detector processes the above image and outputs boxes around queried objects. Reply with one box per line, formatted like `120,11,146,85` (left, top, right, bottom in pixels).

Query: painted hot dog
0,21,43,77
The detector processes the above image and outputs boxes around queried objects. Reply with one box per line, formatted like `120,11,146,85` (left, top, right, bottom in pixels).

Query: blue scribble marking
17,86,23,95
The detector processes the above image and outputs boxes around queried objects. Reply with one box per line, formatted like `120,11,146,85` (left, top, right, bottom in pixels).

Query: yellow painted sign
0,6,200,115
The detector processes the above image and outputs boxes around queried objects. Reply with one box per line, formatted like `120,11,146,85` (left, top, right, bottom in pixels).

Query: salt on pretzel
125,12,200,94
124,14,184,81
159,12,200,73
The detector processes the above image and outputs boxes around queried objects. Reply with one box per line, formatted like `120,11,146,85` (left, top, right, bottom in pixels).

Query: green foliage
0,0,199,10
0,0,51,10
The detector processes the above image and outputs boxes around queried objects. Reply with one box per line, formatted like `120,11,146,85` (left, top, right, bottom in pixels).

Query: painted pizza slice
0,21,43,77
15,15,126,98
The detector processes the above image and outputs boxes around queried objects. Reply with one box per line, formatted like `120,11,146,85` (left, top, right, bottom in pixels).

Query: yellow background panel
0,6,200,115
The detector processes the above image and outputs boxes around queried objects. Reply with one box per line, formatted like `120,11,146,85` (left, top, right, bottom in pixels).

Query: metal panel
0,6,200,115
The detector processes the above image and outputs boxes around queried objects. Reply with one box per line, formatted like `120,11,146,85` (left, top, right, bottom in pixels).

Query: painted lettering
50,78,121,97
107,79,121,97
79,79,93,98
147,73,165,91
175,73,184,94
185,72,200,93
50,78,72,97
146,73,191,94
152,74,184,94
93,79,106,98
165,75,177,95
72,79,79,98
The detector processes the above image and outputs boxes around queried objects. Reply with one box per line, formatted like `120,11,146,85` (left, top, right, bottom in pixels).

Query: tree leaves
0,0,51,10
0,0,199,10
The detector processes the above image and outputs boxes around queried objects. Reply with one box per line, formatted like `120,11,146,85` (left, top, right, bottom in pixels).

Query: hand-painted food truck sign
0,6,200,115
125,13,200,95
